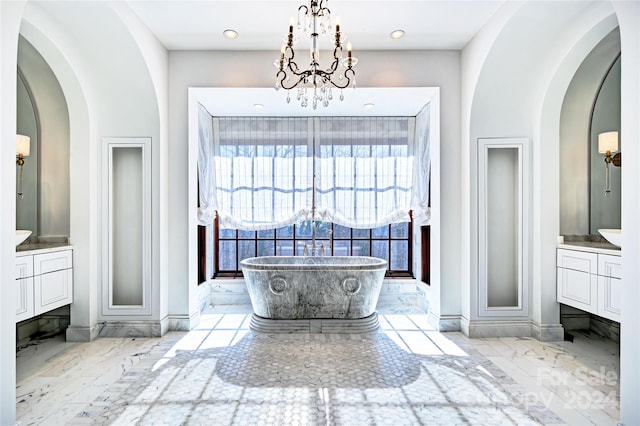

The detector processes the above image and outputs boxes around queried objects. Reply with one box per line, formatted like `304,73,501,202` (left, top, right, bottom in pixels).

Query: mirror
16,36,71,240
16,70,38,235
559,29,620,237
589,55,621,234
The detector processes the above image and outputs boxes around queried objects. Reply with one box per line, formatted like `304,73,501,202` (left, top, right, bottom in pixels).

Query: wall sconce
598,131,620,197
16,134,31,199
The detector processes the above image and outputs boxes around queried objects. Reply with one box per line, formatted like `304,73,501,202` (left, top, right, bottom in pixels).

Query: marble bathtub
240,256,387,332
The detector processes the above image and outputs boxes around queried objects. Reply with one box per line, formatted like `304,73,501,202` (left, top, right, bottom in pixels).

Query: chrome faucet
303,242,324,256
301,220,333,257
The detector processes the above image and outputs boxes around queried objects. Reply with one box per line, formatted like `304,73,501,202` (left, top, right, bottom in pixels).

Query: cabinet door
16,277,34,322
34,269,73,315
597,275,622,322
557,267,598,312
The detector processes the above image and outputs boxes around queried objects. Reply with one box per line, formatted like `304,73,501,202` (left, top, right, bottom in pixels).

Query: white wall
612,1,640,422
168,50,462,326
0,1,26,422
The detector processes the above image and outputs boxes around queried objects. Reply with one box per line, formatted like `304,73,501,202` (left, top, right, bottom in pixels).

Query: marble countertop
16,243,74,256
557,241,621,256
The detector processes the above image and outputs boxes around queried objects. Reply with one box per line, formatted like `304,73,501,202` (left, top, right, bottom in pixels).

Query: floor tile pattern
16,307,619,425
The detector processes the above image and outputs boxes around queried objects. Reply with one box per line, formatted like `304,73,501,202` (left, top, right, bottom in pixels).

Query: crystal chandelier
275,0,357,109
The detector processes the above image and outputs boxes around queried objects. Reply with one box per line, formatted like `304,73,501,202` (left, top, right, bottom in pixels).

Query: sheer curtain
211,117,313,230
315,116,415,228
411,103,431,226
197,103,216,226
197,107,431,229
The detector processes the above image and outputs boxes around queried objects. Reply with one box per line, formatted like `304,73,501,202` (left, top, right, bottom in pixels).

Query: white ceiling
125,0,504,115
126,0,505,51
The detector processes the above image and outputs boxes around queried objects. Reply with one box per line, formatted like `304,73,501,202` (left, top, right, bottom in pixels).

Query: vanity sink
16,230,31,246
598,228,621,247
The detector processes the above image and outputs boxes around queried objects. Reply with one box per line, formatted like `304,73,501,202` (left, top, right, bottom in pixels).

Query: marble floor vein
16,305,619,426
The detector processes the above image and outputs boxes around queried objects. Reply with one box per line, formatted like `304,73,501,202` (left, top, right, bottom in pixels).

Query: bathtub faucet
303,242,324,256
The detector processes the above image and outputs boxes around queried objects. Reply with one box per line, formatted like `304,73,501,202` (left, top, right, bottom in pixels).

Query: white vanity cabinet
556,247,621,323
15,247,73,322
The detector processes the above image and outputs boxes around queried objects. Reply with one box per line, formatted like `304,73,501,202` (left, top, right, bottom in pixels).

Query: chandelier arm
326,67,354,90
286,58,308,77
328,51,341,73
317,0,329,12
280,71,311,91
317,6,330,17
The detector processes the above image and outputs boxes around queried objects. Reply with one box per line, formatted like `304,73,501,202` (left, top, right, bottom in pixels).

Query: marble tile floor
16,305,619,426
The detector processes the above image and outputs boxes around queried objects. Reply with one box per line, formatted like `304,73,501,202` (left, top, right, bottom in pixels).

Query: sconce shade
598,131,618,154
16,134,31,157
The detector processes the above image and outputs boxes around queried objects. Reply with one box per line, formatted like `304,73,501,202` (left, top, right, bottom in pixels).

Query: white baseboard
96,317,168,338
427,311,462,331
532,321,565,341
461,318,564,340
168,310,201,331
66,323,101,342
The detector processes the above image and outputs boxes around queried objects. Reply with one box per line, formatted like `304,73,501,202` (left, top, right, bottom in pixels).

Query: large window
215,219,412,278
198,110,431,281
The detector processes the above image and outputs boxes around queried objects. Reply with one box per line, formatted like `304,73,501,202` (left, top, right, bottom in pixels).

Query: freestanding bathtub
240,256,387,333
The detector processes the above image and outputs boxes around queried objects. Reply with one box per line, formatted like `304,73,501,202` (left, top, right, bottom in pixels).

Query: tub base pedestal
250,313,379,334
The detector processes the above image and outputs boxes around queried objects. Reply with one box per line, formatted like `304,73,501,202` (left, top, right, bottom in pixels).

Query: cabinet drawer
34,250,72,275
557,249,597,274
598,254,622,279
34,269,73,315
16,255,34,279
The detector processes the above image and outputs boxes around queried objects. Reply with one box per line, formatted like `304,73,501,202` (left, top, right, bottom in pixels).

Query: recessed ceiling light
363,103,375,109
223,29,239,40
390,30,405,40
254,103,265,109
